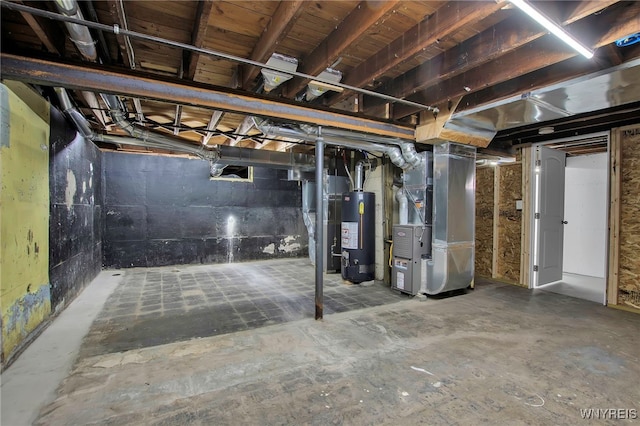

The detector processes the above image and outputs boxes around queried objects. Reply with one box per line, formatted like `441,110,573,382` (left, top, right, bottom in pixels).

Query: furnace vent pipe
354,161,365,191
395,188,409,225
255,119,412,170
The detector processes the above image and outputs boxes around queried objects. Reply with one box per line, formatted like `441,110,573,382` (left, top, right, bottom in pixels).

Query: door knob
562,220,568,225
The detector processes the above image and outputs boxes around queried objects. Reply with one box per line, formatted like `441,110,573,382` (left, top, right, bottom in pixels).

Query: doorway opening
529,132,609,304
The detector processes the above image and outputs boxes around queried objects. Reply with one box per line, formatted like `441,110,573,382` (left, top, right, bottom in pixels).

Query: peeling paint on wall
278,236,302,253
3,284,51,351
0,82,51,365
65,169,77,210
263,243,276,254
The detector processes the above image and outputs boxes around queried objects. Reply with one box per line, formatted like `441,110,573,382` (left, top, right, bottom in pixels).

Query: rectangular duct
424,143,476,295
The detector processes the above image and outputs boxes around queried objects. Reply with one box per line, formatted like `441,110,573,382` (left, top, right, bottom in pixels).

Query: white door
535,146,566,286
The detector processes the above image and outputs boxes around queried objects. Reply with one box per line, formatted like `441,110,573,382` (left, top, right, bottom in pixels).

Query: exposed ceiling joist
173,104,182,135
1,54,414,139
365,0,620,112
106,0,134,69
202,110,224,145
16,0,63,55
460,44,640,114
185,0,214,81
393,1,640,118
229,116,255,146
327,0,506,106
282,0,399,99
240,0,305,90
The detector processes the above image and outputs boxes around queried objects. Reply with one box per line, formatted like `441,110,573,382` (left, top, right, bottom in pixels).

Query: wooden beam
229,116,255,147
283,0,399,99
561,0,621,25
327,0,505,106
607,126,622,305
393,2,640,118
458,47,639,115
363,0,618,110
202,110,224,145
492,165,500,279
520,146,532,288
17,1,63,55
106,0,134,69
366,13,539,109
173,105,182,135
185,0,214,81
241,0,305,90
0,54,416,139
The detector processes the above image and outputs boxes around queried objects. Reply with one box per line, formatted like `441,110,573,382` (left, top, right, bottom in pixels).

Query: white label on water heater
341,222,359,249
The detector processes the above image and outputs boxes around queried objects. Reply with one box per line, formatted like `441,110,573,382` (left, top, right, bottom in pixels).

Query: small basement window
211,165,253,182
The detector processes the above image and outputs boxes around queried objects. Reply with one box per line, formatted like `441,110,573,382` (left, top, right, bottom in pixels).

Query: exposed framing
607,127,622,305
520,146,532,287
491,165,500,279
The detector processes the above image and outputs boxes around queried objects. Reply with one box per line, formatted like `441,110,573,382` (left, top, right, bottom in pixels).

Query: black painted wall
102,151,307,268
49,107,103,311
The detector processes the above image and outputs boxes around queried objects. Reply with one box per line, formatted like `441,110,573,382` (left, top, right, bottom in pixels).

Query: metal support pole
315,127,324,320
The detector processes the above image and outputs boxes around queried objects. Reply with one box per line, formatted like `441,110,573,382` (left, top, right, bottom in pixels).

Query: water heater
341,191,375,283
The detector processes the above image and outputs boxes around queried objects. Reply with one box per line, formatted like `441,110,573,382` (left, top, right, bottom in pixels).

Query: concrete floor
537,273,606,305
3,259,640,425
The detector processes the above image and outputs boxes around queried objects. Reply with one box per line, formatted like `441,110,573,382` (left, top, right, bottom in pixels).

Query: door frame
526,131,610,305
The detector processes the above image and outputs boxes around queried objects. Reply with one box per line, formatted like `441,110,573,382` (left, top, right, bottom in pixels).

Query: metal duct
394,187,409,225
52,0,221,166
57,87,315,175
54,0,97,61
100,93,218,161
254,119,412,170
54,87,94,139
354,161,364,191
301,126,423,169
422,143,476,295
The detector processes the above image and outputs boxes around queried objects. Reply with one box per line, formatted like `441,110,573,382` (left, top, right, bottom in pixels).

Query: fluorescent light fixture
510,0,594,59
261,53,298,93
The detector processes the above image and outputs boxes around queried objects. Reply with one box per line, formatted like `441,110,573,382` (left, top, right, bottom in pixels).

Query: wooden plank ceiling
1,0,639,154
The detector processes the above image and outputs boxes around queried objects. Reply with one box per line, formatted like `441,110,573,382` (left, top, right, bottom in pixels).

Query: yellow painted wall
0,82,51,364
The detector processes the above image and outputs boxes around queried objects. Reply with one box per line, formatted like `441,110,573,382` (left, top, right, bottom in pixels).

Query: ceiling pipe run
2,1,438,113
254,119,423,170
56,88,315,175
100,93,217,161
299,125,423,169
56,87,217,159
50,0,316,177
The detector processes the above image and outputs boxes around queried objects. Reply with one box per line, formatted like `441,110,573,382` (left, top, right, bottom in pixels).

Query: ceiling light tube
510,0,594,59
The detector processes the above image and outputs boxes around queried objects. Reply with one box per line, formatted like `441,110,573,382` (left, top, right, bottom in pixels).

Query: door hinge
533,265,539,272
534,212,540,219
